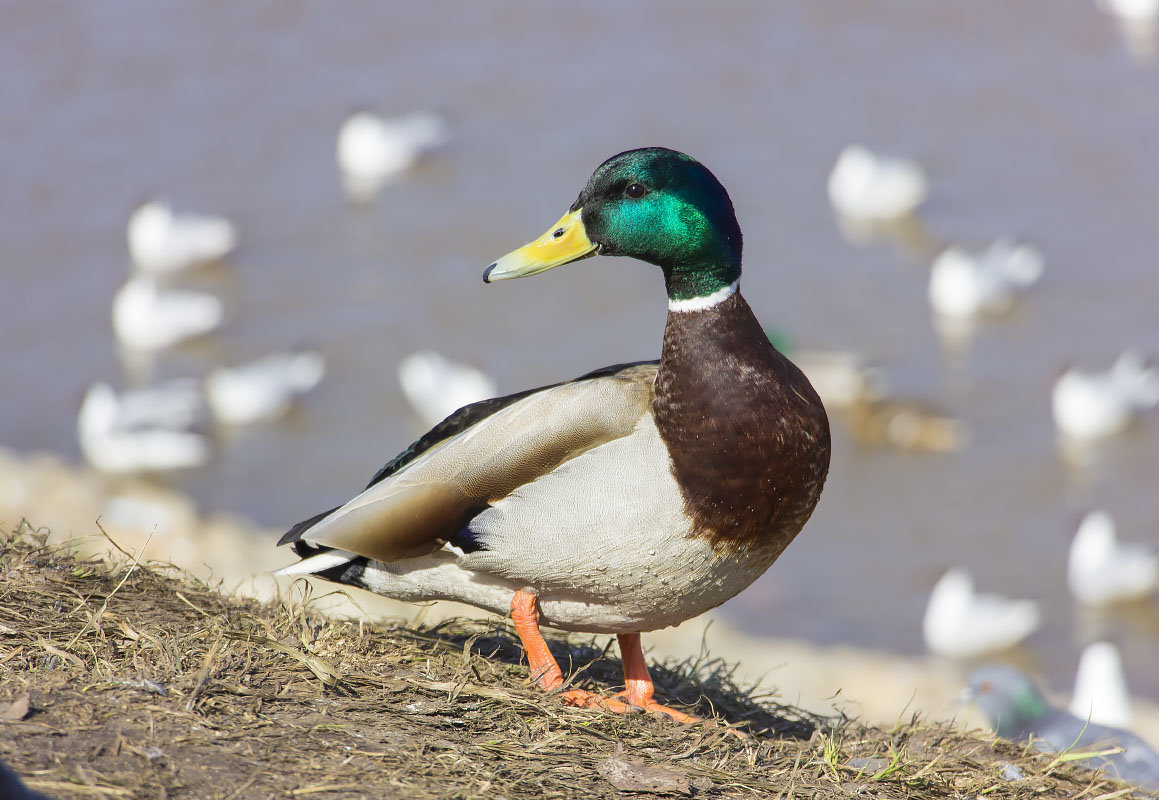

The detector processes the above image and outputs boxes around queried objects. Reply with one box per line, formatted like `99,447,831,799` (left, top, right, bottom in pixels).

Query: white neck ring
667,281,738,313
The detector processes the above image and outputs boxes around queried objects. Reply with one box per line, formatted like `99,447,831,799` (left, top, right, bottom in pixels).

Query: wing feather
286,363,656,563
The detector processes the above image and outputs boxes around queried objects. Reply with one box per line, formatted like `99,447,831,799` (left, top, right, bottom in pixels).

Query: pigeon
923,568,1040,658
1067,510,1159,606
967,664,1159,792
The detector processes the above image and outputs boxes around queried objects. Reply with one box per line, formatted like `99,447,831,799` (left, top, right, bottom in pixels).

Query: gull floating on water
1098,0,1159,62
127,200,238,274
206,350,327,426
928,238,1044,320
1067,510,1159,606
922,567,1040,658
827,145,928,221
78,382,212,474
80,379,206,432
1052,351,1159,441
112,276,225,352
336,110,450,202
397,350,497,428
1100,0,1159,19
1070,641,1132,728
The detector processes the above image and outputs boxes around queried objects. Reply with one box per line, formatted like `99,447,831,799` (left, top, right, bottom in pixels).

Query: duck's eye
625,183,647,199
552,228,565,239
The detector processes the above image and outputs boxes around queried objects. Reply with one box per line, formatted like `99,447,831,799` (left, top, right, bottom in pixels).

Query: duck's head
485,147,742,303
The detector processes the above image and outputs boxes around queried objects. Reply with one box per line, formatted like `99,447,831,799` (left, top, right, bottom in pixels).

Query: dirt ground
0,524,1145,799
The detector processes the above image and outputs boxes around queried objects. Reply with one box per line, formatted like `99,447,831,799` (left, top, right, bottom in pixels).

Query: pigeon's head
965,664,1051,740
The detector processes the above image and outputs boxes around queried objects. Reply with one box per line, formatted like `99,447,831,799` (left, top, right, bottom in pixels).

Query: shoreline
3,444,1156,746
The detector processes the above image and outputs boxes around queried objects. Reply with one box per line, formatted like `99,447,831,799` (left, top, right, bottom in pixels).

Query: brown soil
0,523,1141,799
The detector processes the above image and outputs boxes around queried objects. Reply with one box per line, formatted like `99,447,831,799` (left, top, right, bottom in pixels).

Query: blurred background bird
827,145,928,222
397,350,497,428
966,664,1159,793
1070,641,1133,728
1052,351,1159,441
923,568,1040,658
206,350,326,426
1067,509,1159,607
336,110,451,202
127,200,238,274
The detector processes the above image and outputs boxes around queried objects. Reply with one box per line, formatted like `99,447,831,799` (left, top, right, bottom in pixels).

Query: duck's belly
456,416,783,632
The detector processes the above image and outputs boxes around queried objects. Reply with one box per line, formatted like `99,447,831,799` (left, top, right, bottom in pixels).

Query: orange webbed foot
508,592,744,737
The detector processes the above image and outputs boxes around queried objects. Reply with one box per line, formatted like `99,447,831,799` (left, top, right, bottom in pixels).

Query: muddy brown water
2,3,1157,703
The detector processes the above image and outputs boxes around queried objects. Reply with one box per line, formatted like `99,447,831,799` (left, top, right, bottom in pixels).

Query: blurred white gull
81,379,206,431
928,238,1044,319
827,145,928,221
1098,0,1159,62
398,350,497,428
1052,351,1159,440
127,200,238,274
1070,641,1132,728
1099,0,1159,21
206,350,326,426
922,567,1041,658
78,382,212,474
112,276,225,351
336,110,450,202
1067,510,1159,606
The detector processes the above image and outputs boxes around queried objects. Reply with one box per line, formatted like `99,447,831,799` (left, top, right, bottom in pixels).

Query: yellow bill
483,208,598,283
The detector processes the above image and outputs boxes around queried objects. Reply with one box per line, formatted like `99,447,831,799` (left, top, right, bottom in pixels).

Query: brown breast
652,290,831,555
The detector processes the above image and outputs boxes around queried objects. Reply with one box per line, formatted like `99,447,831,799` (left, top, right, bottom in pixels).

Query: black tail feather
278,506,341,547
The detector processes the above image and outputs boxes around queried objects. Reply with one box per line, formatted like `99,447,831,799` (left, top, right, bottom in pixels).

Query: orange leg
613,632,703,724
510,591,717,727
510,589,628,709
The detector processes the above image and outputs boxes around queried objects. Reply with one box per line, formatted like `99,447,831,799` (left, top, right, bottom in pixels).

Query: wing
280,362,657,563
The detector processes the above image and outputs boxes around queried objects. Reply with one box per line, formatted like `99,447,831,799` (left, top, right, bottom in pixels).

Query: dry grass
0,521,1145,799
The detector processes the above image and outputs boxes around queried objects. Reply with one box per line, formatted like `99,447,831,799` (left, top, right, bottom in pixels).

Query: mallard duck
278,148,831,726
127,200,238,274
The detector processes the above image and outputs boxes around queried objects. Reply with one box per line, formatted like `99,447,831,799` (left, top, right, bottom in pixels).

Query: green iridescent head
484,148,743,302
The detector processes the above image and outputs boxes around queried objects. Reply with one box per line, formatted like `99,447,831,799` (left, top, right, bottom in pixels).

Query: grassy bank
0,524,1137,799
